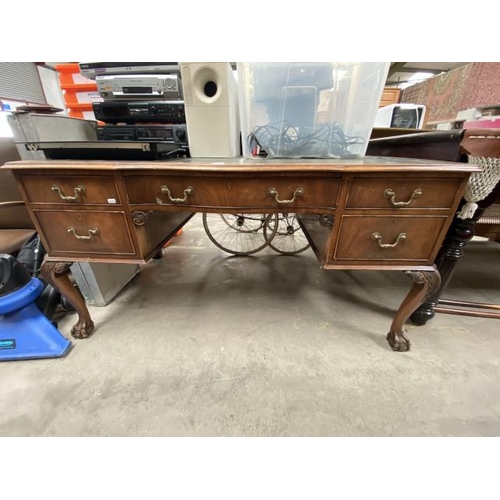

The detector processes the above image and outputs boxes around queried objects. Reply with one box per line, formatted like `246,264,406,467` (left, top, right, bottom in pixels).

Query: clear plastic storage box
238,62,389,159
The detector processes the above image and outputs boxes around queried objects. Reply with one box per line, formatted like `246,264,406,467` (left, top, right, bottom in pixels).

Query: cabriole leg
387,270,441,352
41,261,95,339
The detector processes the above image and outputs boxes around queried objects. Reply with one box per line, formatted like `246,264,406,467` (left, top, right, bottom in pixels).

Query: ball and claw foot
41,261,96,340
71,319,95,339
387,330,411,352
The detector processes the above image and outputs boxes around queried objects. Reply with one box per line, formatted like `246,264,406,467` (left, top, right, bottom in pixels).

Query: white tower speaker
180,62,240,157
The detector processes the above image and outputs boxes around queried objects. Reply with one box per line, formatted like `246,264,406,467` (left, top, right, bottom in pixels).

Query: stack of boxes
55,63,102,120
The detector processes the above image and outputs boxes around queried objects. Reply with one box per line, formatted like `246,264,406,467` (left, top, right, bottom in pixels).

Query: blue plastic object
0,277,71,361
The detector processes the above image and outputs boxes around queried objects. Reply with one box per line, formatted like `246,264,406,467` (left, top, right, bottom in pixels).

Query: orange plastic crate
55,63,101,117
63,89,101,105
55,63,96,86
65,102,96,120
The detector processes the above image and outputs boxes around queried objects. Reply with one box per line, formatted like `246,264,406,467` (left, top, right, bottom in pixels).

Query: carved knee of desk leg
41,261,95,339
387,270,441,352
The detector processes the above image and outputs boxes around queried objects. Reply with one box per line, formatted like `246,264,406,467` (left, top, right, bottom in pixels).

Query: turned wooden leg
41,261,95,339
411,207,483,326
387,270,441,352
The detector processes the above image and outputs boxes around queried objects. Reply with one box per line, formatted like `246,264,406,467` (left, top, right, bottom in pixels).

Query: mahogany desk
5,157,479,352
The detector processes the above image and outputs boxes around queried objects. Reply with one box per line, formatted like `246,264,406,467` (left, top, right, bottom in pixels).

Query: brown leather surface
0,137,35,229
461,128,500,159
0,204,34,229
0,228,36,254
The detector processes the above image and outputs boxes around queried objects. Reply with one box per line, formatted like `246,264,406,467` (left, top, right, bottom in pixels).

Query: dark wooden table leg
41,261,95,339
410,209,483,326
387,270,441,352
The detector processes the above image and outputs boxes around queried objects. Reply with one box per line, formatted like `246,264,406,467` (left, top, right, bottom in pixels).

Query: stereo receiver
96,124,188,144
92,100,186,124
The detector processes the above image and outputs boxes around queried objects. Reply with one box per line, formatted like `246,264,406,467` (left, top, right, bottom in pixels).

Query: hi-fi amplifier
92,100,186,124
96,124,188,144
96,74,183,100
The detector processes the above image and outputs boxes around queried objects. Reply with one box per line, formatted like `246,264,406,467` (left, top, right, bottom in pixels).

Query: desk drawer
334,215,447,261
124,176,340,209
21,175,120,206
346,178,462,209
33,210,135,256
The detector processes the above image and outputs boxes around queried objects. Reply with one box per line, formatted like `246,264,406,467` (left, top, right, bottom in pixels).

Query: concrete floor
1,214,500,436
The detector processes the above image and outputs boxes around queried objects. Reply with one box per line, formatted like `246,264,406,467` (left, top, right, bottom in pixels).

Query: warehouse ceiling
46,61,472,92
386,62,470,89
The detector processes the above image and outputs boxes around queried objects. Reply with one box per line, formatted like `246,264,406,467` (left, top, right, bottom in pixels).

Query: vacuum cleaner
0,253,71,361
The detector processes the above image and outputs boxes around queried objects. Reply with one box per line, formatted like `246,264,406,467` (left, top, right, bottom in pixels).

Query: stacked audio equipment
79,62,189,157
179,62,240,157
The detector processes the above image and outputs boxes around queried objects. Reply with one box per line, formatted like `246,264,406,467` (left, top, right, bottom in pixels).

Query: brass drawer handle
383,188,422,207
52,184,85,201
67,227,100,240
267,187,304,205
160,185,194,203
371,232,407,248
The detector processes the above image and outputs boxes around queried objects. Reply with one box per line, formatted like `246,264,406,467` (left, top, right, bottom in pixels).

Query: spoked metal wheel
263,213,311,255
202,213,277,255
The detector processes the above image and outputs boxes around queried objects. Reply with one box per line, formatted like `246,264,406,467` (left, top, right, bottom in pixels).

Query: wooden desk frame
5,157,479,352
